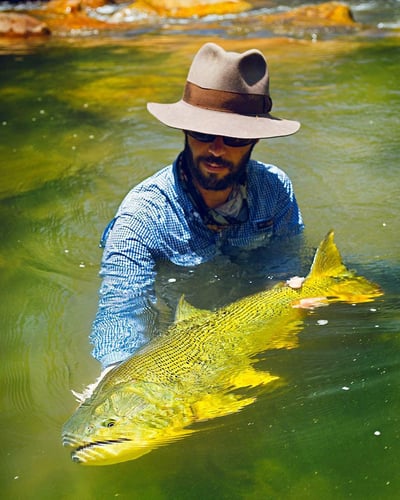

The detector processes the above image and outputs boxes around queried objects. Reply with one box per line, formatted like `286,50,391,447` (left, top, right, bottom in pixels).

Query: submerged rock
264,2,358,28
42,0,113,33
46,0,108,14
130,0,251,17
0,13,51,37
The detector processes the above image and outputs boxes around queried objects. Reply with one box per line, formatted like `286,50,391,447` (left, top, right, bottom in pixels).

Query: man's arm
89,213,158,369
271,168,304,237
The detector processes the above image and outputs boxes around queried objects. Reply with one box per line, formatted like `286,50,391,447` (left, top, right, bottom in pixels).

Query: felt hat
147,42,300,139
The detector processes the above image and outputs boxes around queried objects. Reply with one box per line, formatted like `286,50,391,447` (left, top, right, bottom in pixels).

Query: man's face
183,133,257,191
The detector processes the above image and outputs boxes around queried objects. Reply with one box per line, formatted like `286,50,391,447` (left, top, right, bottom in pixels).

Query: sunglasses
186,130,256,148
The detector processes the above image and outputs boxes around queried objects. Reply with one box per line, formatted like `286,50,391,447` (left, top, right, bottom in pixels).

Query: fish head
62,380,192,466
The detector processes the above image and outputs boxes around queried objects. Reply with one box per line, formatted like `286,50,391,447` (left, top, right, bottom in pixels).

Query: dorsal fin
307,230,349,279
174,295,212,323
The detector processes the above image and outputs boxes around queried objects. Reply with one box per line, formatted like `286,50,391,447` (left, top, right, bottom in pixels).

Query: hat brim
147,100,300,139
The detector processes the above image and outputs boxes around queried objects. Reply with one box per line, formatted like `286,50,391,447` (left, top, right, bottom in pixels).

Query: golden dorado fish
62,231,382,465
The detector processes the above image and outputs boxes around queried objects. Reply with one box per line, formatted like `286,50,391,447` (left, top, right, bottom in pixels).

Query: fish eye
103,419,116,428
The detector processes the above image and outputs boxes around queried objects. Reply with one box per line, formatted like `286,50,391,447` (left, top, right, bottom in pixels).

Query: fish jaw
63,432,189,466
63,423,195,466
64,436,140,466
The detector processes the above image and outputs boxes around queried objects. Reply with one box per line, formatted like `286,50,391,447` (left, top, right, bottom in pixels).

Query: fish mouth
64,437,132,464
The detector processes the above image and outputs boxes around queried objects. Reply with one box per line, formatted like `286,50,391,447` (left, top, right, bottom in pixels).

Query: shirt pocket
254,218,274,233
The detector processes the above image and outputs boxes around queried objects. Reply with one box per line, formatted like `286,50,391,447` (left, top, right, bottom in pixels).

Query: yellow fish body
62,231,382,465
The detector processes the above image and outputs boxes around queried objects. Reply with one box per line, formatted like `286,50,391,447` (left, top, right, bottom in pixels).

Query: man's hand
286,276,305,289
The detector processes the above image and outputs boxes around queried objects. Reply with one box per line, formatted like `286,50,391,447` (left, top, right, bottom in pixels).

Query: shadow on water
0,9,399,499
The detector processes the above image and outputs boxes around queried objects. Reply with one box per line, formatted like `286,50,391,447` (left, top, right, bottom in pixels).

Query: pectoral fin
229,367,279,389
191,392,256,421
190,369,280,422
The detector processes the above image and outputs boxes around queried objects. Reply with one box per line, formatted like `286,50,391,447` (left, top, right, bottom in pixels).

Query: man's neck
193,179,233,209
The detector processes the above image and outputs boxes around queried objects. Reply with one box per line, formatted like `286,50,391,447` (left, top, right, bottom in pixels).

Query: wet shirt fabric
90,157,304,368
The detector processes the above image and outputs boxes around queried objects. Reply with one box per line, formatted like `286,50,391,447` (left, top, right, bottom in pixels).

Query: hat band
183,81,272,116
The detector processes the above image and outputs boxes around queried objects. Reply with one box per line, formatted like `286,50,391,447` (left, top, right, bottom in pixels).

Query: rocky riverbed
0,1,383,39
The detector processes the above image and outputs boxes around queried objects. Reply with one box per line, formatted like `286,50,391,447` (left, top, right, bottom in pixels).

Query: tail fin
304,231,383,304
307,230,348,279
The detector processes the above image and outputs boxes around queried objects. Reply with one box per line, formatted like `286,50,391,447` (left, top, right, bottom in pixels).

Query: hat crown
187,43,270,96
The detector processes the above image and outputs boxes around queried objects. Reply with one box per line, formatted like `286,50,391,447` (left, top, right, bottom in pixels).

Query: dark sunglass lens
187,131,254,147
223,137,254,147
188,131,215,142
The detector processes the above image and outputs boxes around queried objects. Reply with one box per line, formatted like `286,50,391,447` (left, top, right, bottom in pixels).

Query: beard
182,138,253,191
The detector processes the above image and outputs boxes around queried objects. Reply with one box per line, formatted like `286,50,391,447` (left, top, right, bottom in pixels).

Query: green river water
1,1,400,498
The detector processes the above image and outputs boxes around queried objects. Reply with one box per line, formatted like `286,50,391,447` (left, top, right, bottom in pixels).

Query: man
90,42,304,369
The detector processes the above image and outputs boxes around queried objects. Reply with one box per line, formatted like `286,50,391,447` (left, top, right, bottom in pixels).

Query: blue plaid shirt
90,156,303,368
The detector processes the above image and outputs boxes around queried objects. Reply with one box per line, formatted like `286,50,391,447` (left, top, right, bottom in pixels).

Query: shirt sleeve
89,213,159,369
271,168,304,237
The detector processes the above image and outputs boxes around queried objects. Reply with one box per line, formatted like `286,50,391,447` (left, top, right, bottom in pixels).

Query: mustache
200,155,233,169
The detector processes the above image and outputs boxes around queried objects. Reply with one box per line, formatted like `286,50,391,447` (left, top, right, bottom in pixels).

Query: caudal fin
306,230,383,303
307,230,348,279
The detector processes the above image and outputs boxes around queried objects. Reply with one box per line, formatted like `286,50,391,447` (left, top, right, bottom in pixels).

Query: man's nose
208,136,226,156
